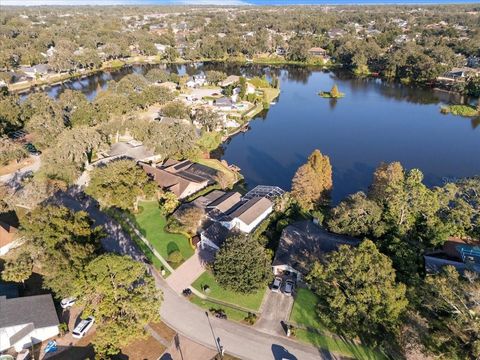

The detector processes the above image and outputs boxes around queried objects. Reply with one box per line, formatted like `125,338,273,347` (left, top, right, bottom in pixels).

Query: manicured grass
290,287,324,329
295,329,388,360
192,271,266,311
291,288,387,360
260,87,280,103
190,295,248,322
134,201,194,268
195,158,242,185
105,208,170,276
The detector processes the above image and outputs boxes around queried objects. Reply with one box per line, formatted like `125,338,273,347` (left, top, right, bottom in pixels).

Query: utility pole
205,311,224,359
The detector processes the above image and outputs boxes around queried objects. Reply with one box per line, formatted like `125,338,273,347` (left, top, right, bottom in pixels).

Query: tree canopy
307,240,408,340
213,235,270,293
87,159,156,210
81,254,162,356
291,149,332,211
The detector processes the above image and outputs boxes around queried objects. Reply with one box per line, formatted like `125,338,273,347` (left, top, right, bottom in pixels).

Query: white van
72,316,95,339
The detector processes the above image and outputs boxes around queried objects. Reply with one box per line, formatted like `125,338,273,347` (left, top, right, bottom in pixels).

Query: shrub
244,312,257,325
167,250,183,264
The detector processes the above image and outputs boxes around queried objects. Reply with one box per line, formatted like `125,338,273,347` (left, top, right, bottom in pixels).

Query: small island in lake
441,100,480,117
319,84,345,99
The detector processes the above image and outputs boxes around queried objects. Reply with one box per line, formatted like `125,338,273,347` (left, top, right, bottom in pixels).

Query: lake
39,63,480,203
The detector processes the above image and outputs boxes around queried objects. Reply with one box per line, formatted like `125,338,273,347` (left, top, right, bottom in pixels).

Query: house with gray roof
272,221,361,281
222,196,273,233
0,294,59,352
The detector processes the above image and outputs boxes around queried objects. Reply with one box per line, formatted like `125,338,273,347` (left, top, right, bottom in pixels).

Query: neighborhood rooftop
273,221,361,276
0,294,59,331
228,197,273,226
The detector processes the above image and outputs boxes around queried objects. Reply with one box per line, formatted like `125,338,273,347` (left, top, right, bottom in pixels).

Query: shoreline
6,55,459,97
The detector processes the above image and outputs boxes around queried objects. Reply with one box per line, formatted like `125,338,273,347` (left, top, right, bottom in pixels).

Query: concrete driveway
255,291,294,336
166,247,214,293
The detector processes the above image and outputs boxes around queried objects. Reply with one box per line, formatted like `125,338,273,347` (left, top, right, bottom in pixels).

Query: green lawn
291,288,387,360
190,295,249,322
134,201,194,268
295,329,387,360
192,271,266,311
104,208,171,276
290,288,324,329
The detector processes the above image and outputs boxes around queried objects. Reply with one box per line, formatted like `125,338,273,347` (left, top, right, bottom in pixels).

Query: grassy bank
441,104,479,117
190,295,250,322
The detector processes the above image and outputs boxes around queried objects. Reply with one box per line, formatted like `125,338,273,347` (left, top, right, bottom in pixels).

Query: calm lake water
39,63,480,202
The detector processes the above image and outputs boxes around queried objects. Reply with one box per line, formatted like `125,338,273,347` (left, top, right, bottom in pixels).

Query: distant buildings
98,139,161,164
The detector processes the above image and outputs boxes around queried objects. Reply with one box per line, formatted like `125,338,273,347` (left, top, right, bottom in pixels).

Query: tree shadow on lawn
167,241,180,256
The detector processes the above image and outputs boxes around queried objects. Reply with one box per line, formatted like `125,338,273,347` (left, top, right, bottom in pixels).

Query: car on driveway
72,316,95,339
271,277,282,293
60,297,76,309
283,280,294,296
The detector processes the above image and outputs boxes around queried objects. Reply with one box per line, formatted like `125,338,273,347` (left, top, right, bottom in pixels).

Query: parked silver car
283,280,295,296
271,277,282,293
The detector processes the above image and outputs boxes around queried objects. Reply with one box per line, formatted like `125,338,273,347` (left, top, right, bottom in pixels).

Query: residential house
220,75,240,88
308,47,327,57
424,238,480,274
100,139,161,163
272,221,361,281
197,184,284,251
19,64,49,79
186,74,207,88
0,294,59,352
142,159,219,199
199,221,233,251
207,191,243,220
214,97,235,111
221,197,273,233
443,67,479,80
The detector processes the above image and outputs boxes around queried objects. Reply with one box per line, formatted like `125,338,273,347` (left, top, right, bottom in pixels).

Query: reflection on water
32,62,479,202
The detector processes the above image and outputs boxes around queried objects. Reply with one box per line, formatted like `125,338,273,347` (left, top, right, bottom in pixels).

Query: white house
0,294,59,352
186,74,207,88
222,197,273,233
